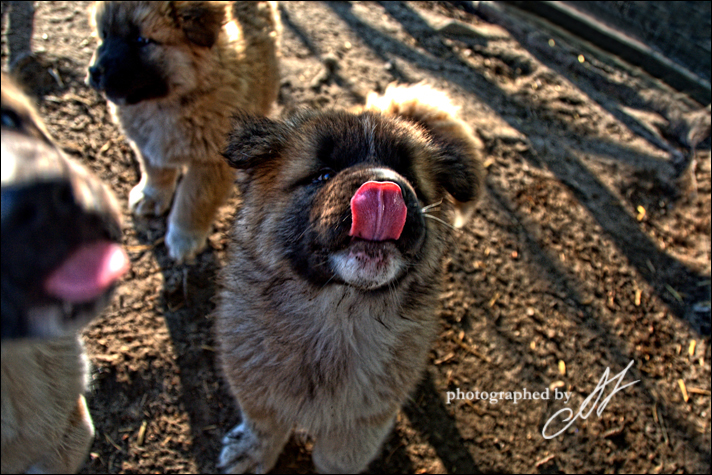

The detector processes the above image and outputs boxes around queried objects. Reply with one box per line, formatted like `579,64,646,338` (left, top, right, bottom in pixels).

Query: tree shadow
472,2,710,178
278,2,396,104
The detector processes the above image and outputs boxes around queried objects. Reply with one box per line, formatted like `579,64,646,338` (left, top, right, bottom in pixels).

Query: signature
542,359,640,439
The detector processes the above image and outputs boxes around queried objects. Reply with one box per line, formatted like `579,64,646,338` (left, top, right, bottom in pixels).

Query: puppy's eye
1,109,21,129
135,36,154,47
312,169,335,184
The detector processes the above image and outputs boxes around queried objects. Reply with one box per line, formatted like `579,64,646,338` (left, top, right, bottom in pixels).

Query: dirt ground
2,2,710,473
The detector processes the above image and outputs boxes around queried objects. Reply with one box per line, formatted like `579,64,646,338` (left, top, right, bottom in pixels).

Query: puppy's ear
1,73,53,144
222,115,286,170
171,1,226,48
431,137,484,228
366,82,484,228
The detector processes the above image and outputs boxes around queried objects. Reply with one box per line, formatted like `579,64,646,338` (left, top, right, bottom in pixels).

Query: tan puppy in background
215,83,484,473
88,1,281,262
1,74,129,473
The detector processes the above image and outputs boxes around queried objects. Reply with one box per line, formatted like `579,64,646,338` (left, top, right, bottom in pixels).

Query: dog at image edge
214,82,485,473
87,1,281,263
1,74,129,473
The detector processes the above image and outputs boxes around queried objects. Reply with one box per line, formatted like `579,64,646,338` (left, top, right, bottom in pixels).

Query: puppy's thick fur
1,75,128,473
215,83,484,473
88,1,281,262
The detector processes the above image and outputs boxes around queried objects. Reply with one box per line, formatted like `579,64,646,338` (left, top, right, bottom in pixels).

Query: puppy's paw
165,222,208,264
217,422,268,474
128,180,174,217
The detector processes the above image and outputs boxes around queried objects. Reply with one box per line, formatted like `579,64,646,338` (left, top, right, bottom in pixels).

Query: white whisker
423,213,458,232
421,199,443,214
319,273,336,290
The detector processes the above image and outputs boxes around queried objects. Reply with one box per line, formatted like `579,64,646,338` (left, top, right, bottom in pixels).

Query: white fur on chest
111,102,184,165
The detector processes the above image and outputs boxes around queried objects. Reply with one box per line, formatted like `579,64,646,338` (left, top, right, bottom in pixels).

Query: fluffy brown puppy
1,74,129,473
87,1,280,262
215,83,484,473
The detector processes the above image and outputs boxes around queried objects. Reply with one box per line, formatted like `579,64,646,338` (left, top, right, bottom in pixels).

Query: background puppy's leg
29,396,94,473
128,155,179,217
218,409,291,474
312,414,396,474
166,160,233,262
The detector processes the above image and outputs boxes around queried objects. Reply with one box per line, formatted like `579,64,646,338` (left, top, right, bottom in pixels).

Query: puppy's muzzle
349,181,407,242
337,166,424,251
87,64,104,90
2,130,128,339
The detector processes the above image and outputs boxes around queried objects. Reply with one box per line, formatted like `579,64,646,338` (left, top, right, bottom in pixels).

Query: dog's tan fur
1,338,93,474
88,1,281,262
1,75,125,473
215,83,484,473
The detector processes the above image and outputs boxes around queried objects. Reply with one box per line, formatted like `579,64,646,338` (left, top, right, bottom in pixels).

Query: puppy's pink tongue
44,241,129,303
349,181,407,241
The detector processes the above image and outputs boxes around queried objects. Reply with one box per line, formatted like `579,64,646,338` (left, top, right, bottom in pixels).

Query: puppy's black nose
88,65,103,87
2,180,76,232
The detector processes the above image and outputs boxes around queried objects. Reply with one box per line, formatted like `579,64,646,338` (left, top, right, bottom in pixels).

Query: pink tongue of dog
44,241,129,303
349,181,407,241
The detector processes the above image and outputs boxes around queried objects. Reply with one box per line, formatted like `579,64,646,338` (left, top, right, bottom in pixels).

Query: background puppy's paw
165,222,207,264
128,180,174,217
217,422,266,474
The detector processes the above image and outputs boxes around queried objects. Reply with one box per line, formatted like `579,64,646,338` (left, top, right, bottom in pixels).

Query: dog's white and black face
1,76,128,340
223,108,481,293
